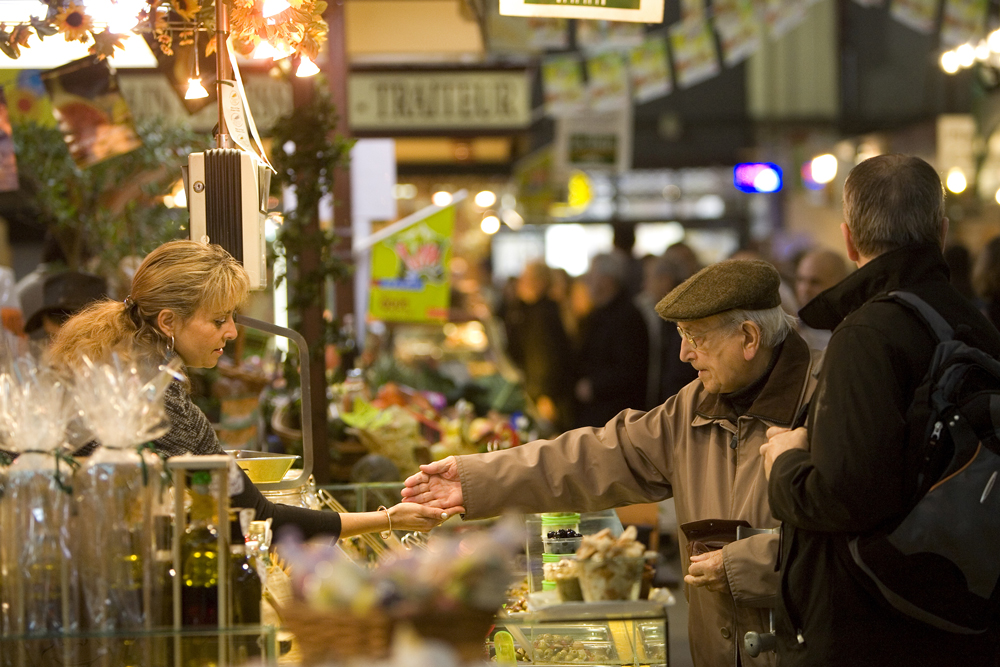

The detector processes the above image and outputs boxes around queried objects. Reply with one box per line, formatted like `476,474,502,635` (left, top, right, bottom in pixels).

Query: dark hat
655,259,781,321
17,268,107,334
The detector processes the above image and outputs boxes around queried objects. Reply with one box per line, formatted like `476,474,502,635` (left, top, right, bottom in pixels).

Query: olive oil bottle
181,471,219,627
179,471,221,667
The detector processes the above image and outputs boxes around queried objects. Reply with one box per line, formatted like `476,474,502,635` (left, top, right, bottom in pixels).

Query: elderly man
761,155,1000,666
404,259,822,667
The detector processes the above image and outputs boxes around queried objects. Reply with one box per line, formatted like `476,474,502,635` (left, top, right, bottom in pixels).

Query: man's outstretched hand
401,456,466,516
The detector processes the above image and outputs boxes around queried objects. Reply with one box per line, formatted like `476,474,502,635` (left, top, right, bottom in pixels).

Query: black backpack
848,291,1000,634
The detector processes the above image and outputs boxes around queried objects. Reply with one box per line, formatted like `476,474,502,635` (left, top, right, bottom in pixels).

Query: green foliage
269,89,355,354
12,118,210,279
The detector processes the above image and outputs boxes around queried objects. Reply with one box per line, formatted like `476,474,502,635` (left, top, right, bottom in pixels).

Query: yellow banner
368,205,455,322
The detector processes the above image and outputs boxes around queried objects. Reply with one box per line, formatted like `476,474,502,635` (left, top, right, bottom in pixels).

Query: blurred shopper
566,274,594,346
505,260,575,431
973,235,1000,331
573,253,648,427
613,224,643,297
636,254,697,407
17,268,108,342
944,242,980,306
794,247,849,350
15,235,107,342
665,241,703,279
548,267,576,344
761,154,1000,666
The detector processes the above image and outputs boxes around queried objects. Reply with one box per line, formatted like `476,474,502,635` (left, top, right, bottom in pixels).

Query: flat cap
655,259,781,321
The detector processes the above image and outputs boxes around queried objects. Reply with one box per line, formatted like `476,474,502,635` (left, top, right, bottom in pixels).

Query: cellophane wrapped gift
71,355,178,631
0,358,80,637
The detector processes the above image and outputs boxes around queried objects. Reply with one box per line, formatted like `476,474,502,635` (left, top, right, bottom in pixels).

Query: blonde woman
50,239,445,540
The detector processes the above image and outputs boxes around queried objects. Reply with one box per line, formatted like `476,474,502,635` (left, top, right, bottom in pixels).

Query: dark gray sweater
159,380,342,540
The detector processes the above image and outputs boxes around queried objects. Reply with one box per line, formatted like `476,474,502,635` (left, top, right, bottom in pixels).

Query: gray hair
718,306,798,348
843,154,945,258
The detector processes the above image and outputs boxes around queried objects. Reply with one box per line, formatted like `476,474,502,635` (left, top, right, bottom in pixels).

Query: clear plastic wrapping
71,356,177,631
0,359,79,636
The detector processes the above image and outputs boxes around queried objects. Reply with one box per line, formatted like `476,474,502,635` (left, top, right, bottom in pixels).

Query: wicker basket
403,608,497,663
281,603,496,665
279,602,392,666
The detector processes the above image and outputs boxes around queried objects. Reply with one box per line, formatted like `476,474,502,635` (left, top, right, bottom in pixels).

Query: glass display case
0,625,279,667
492,600,669,666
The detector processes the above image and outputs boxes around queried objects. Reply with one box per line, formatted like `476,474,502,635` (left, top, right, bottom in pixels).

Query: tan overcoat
456,332,822,667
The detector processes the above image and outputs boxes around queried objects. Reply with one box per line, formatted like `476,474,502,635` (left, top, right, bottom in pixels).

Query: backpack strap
880,290,955,343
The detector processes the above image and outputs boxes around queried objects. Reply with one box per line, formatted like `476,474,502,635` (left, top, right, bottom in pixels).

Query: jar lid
542,552,576,562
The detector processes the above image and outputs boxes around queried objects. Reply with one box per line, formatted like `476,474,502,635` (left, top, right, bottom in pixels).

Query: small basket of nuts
576,526,648,602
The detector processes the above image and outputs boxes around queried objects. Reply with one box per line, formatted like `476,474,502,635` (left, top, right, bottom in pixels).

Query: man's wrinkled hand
684,549,729,593
401,456,466,516
760,426,808,480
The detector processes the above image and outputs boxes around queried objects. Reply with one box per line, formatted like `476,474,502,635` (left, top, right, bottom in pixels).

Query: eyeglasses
676,322,731,350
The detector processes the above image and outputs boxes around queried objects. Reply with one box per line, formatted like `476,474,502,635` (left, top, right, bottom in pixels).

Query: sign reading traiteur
500,0,664,23
369,205,455,323
349,70,530,132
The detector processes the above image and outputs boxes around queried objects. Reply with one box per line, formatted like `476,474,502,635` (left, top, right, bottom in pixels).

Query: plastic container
543,536,582,555
540,513,580,538
556,577,584,602
542,552,575,565
578,556,645,602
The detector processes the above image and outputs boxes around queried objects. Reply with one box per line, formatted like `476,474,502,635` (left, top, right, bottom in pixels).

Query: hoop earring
167,335,175,356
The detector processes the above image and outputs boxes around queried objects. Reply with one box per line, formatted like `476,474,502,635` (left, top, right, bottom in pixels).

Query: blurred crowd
494,232,1000,434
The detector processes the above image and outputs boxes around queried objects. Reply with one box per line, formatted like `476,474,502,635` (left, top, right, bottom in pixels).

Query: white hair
718,306,798,348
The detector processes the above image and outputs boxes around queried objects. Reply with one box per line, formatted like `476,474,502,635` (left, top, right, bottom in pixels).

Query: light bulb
480,215,500,234
941,50,960,74
262,0,291,18
432,191,453,207
251,40,293,60
946,168,967,194
976,40,991,62
957,43,976,68
474,190,497,207
296,56,320,77
989,30,1000,53
810,154,838,184
185,78,209,100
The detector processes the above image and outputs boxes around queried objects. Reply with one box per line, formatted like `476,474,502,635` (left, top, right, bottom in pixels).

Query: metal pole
215,0,232,149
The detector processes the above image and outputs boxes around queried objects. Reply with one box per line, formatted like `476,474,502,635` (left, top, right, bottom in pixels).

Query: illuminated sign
734,162,782,193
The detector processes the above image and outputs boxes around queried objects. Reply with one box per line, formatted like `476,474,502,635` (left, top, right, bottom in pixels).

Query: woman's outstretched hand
389,501,451,532
401,456,466,517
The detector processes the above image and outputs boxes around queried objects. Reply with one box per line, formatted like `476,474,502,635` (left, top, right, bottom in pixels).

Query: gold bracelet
378,505,392,539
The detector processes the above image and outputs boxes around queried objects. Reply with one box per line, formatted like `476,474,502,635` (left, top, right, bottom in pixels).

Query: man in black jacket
573,252,649,427
505,260,575,431
760,154,1000,666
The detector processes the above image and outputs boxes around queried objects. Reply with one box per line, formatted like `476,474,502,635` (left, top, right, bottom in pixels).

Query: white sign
499,0,664,23
937,114,977,177
348,70,531,132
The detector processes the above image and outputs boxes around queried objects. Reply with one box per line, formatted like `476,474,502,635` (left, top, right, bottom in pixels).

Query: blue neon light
734,163,783,193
